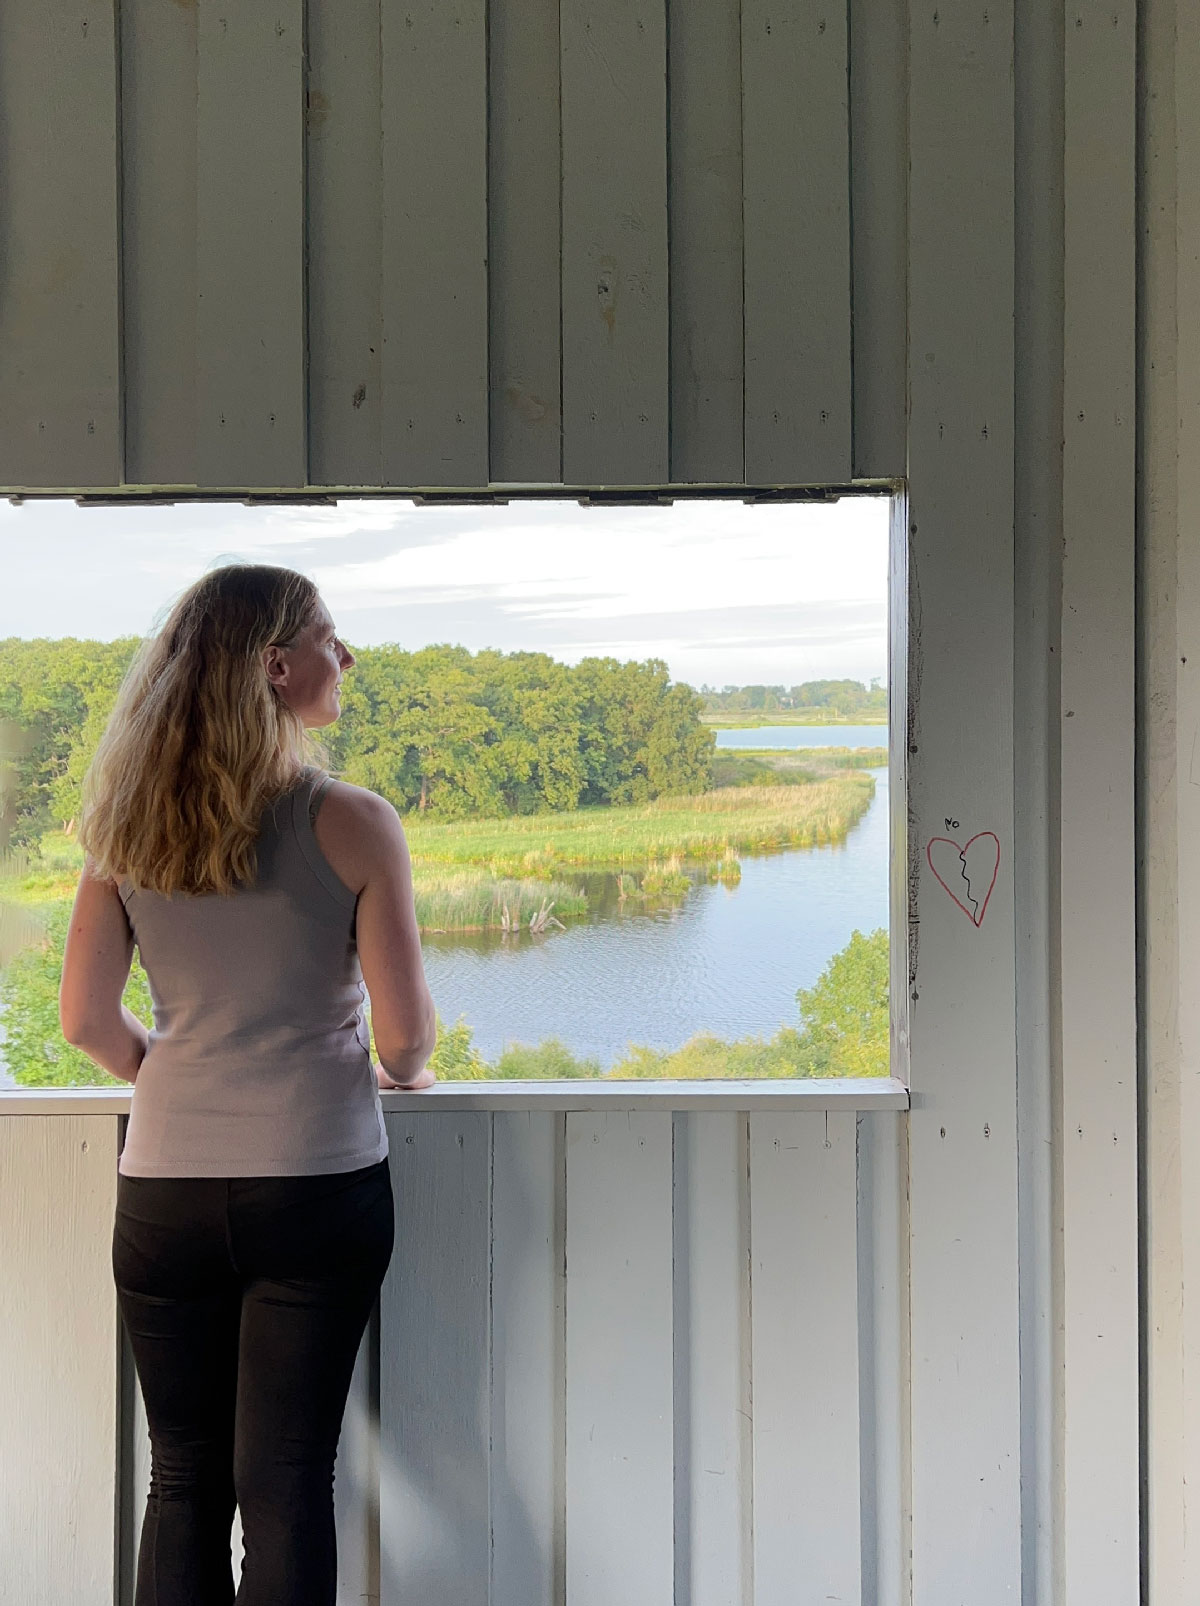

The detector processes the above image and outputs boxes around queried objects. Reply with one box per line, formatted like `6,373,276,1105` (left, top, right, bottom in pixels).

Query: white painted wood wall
0,0,903,495
7,0,1199,1599
0,1092,907,1606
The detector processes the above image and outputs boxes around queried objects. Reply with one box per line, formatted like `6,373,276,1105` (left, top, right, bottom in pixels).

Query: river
421,729,890,1066
0,728,890,1082
709,722,885,749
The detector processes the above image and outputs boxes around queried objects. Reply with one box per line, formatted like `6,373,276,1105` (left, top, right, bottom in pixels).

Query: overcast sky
0,495,890,689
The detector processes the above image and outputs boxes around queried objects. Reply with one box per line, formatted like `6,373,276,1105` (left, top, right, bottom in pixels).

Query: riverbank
1,770,891,1084
0,766,876,938
402,772,876,882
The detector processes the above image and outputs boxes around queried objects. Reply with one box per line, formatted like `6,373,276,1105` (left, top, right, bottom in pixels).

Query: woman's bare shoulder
313,779,402,897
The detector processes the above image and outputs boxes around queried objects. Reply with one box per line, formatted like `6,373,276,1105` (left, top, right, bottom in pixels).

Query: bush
794,927,889,1077
1,901,151,1087
424,1014,490,1080
494,1038,602,1079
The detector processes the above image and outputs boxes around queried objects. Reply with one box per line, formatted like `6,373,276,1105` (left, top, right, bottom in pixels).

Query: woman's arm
59,859,149,1083
352,793,438,1089
375,1061,436,1092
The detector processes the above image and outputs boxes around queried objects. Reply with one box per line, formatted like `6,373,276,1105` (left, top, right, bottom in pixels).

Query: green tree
793,927,889,1077
472,649,586,813
575,656,713,805
0,901,153,1086
0,635,139,842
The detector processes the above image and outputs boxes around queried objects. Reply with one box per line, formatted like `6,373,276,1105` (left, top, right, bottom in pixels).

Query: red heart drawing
926,832,1001,928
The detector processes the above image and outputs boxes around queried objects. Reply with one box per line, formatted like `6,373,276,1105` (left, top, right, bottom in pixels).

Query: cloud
0,494,891,684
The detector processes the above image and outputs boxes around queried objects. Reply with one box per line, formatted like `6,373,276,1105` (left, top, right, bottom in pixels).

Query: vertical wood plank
749,1111,861,1603
1140,1,1200,1596
1012,2,1062,1599
907,2,1022,1599
742,0,852,485
195,1,306,490
672,1112,752,1606
667,0,744,484
488,0,564,484
0,2,122,490
856,1112,909,1606
306,0,383,490
849,0,907,480
378,1112,491,1606
380,0,489,489
489,1112,564,1606
0,1116,121,1603
1059,3,1139,1600
560,0,669,485
120,0,198,489
565,1111,673,1604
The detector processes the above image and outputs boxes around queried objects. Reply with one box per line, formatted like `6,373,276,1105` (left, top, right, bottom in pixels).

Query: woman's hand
375,1062,437,1092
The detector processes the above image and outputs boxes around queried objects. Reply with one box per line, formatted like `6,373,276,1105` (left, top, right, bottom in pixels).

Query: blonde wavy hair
79,564,333,897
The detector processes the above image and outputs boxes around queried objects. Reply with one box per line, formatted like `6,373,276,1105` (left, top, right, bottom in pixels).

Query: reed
404,772,877,876
3,769,876,933
414,872,587,933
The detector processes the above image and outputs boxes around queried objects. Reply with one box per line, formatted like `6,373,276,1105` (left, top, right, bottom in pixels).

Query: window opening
0,492,898,1090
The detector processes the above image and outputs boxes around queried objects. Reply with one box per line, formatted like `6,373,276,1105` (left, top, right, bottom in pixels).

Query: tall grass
2,769,876,933
404,773,877,876
414,873,587,933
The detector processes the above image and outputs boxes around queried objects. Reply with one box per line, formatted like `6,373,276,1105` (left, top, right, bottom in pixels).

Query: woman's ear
262,645,289,689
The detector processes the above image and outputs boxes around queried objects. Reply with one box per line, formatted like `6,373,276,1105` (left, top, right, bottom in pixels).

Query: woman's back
117,765,387,1178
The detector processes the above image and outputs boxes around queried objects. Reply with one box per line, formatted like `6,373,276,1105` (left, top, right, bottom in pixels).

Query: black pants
112,1157,394,1606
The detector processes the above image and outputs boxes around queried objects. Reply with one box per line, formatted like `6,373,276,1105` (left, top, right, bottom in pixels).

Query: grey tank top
117,765,388,1178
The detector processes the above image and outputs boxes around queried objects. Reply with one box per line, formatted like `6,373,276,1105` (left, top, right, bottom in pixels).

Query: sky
0,495,890,689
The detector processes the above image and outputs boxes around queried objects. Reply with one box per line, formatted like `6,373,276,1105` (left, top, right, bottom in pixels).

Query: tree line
700,678,887,718
0,637,716,847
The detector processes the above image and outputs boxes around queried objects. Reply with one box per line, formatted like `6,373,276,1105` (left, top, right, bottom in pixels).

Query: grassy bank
0,768,876,935
402,773,877,880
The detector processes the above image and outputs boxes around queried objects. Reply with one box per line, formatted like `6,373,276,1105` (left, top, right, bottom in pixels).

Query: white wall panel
120,0,198,488
1138,1,1200,1600
560,0,670,486
564,1110,675,1605
672,1112,752,1606
306,0,384,490
1059,6,1139,1599
0,3,122,490
378,1111,491,1606
195,2,307,489
490,1111,564,1606
742,0,852,483
0,0,871,493
750,1111,861,1604
906,3,1022,1600
487,0,564,485
667,0,745,484
0,1116,121,1606
379,0,489,488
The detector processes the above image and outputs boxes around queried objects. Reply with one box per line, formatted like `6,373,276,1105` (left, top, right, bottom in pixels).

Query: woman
58,563,438,1605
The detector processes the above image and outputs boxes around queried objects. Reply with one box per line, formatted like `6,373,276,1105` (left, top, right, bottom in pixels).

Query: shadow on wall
372,1110,562,1601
